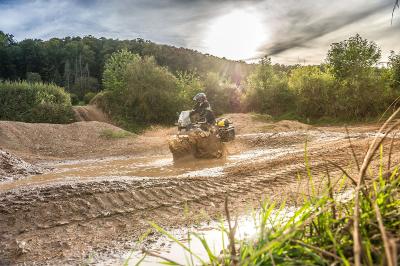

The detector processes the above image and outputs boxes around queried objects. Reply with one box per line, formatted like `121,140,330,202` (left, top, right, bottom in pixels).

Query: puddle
99,206,297,266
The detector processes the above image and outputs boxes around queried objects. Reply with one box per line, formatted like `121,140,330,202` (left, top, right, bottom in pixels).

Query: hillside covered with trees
0,31,253,102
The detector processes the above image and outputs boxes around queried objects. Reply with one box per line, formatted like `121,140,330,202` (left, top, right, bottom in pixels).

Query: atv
169,110,235,161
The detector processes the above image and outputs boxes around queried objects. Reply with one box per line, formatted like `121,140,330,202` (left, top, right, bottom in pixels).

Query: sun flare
203,9,267,61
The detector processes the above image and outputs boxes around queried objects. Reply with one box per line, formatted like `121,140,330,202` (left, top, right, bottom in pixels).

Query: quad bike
168,110,235,161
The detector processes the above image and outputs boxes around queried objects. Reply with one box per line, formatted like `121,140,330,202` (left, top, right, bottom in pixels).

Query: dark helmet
193,92,207,103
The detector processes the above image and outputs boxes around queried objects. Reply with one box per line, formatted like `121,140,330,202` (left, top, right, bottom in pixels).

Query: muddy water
0,130,383,193
102,187,354,266
101,206,297,265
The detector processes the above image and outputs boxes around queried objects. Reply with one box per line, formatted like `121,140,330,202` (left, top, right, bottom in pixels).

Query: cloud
259,0,395,57
0,0,399,63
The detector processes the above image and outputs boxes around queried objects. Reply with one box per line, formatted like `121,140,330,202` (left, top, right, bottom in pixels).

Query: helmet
193,92,206,103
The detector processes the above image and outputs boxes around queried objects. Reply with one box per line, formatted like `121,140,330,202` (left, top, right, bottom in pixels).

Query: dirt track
0,113,399,265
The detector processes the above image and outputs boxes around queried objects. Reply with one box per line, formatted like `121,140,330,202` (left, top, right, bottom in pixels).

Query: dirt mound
0,150,44,182
220,113,311,134
169,130,225,160
0,121,169,161
73,105,110,123
221,113,268,134
274,120,311,130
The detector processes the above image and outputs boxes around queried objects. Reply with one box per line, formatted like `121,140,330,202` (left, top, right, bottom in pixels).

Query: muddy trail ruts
2,131,398,265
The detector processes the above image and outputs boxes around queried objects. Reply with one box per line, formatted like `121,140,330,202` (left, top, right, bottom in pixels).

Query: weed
100,129,134,139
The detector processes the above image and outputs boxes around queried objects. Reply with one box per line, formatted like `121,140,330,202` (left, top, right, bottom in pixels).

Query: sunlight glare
203,9,267,61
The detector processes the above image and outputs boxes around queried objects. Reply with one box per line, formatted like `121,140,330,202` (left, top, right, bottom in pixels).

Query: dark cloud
260,0,395,57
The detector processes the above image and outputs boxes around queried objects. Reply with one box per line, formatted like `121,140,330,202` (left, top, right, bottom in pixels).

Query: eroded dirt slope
73,105,111,123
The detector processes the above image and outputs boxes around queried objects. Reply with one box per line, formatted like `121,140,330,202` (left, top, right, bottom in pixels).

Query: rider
190,92,216,125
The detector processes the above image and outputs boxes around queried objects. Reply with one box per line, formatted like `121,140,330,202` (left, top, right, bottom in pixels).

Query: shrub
177,71,241,115
176,71,204,110
70,93,80,105
100,50,180,126
0,81,74,123
84,92,97,104
288,66,336,119
26,72,42,83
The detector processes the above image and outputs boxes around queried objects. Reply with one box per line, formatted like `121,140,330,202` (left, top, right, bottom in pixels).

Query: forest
0,30,253,100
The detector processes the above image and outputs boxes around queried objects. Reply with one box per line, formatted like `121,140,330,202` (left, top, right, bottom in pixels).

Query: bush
0,81,74,123
70,93,80,105
99,50,181,126
84,91,97,104
288,66,336,119
176,71,204,110
244,36,398,122
26,72,42,83
244,57,294,116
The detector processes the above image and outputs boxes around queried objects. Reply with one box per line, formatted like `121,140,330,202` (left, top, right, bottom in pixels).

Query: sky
0,0,399,64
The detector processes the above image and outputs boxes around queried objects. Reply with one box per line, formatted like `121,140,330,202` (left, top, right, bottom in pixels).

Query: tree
99,50,180,125
389,51,400,90
176,71,204,110
102,49,140,91
327,34,381,79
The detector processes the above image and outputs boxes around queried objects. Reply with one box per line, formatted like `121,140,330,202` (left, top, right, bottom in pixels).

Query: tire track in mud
1,132,399,264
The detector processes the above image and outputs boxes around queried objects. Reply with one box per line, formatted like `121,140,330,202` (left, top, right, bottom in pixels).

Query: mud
169,130,225,160
0,115,399,265
0,150,45,182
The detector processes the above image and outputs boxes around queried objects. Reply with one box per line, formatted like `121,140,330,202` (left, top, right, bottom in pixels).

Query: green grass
100,129,135,139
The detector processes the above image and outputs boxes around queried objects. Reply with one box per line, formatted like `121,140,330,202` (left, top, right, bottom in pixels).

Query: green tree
98,50,180,126
102,49,140,91
327,34,381,79
389,51,400,90
176,71,204,110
